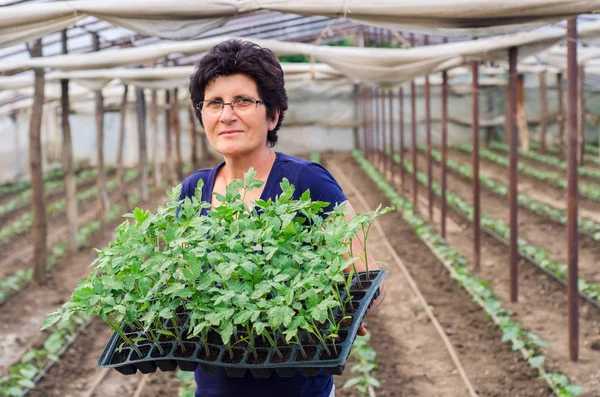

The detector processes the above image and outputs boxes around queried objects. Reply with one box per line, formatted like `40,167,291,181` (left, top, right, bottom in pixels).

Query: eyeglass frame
196,97,265,114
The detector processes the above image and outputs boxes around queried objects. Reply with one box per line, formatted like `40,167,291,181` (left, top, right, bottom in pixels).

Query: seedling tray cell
97,270,387,378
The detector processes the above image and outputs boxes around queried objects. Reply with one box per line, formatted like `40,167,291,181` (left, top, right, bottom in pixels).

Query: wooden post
441,69,448,239
557,72,565,156
116,85,129,205
399,86,405,191
517,74,529,151
388,89,394,182
28,38,48,285
410,34,418,208
508,46,519,303
188,101,199,170
171,88,183,181
374,88,380,166
503,84,510,144
353,83,360,150
361,85,368,153
165,89,174,184
486,87,494,147
425,36,433,220
151,90,161,186
578,65,585,166
566,18,579,363
539,71,548,152
472,60,481,271
60,29,78,253
93,32,109,229
135,87,149,201
381,87,387,174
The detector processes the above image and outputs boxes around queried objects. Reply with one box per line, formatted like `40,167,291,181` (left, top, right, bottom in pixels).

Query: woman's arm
340,200,387,312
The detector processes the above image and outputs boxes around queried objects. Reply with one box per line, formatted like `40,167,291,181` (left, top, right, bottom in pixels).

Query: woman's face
201,73,279,157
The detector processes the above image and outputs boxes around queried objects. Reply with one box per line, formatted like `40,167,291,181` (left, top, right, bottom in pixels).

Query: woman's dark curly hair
189,39,288,147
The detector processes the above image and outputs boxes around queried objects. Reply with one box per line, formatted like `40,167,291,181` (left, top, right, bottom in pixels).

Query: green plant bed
456,144,600,202
489,141,600,181
421,147,600,241
42,170,391,379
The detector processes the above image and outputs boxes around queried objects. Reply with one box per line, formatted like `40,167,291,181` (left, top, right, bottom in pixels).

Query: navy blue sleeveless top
177,151,348,397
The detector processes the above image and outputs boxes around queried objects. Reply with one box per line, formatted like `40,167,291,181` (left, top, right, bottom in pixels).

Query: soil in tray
207,331,221,344
335,316,354,329
295,346,317,362
349,291,366,300
300,333,318,345
351,281,371,291
130,345,151,361
111,348,132,364
344,301,360,313
270,348,293,364
197,346,220,362
358,272,379,282
151,343,174,358
174,343,196,358
246,349,268,365
222,348,246,364
254,336,271,348
331,330,348,344
158,330,176,342
166,315,187,328
319,346,341,360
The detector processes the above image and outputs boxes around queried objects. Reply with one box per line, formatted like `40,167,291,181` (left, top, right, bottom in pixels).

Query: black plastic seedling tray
97,270,387,378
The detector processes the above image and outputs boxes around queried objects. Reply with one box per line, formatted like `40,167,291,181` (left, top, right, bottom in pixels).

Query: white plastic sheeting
3,21,600,84
1,0,600,49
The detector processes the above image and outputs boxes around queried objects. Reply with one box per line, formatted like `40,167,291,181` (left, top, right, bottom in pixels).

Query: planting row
0,167,70,196
0,167,114,218
456,144,600,202
0,183,154,307
354,150,583,397
43,170,390,378
490,142,600,181
392,154,600,305
0,168,139,245
424,148,600,241
0,187,156,396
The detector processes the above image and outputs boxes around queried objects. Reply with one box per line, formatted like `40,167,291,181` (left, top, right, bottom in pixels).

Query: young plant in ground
343,331,379,397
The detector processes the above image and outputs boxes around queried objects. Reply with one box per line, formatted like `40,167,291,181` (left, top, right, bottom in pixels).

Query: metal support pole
388,89,395,182
410,33,418,208
472,60,481,271
566,17,579,363
425,35,433,220
441,69,448,239
508,46,519,303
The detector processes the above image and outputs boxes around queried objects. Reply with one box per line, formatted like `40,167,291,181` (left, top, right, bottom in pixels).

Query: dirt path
327,152,552,397
396,152,600,396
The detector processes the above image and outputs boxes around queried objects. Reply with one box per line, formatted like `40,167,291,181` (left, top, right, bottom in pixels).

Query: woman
180,39,386,397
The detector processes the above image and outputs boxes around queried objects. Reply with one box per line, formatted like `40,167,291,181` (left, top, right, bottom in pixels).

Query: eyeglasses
197,97,264,115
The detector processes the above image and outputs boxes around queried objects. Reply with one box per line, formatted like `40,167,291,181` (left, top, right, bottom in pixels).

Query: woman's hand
357,325,368,336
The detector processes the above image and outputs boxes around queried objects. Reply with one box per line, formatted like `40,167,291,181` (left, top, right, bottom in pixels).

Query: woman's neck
221,148,275,183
